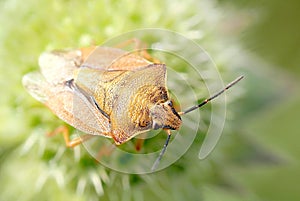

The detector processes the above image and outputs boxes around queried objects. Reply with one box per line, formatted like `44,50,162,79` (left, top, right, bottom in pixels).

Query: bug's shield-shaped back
110,64,167,144
74,46,168,144
75,58,167,144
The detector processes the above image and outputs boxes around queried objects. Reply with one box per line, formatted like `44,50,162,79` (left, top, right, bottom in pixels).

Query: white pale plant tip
90,171,104,196
76,177,87,195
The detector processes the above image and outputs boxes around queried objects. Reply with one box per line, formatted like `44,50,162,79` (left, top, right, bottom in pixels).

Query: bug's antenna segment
151,130,172,171
180,75,244,115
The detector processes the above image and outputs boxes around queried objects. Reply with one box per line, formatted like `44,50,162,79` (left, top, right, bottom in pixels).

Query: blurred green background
1,0,300,201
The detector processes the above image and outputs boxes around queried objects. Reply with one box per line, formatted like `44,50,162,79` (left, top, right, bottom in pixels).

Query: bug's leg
139,49,161,63
47,126,94,148
114,38,144,50
135,138,145,151
134,132,147,151
114,39,160,63
95,144,116,161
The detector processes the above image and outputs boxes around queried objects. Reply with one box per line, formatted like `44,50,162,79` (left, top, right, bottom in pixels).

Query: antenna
181,75,244,115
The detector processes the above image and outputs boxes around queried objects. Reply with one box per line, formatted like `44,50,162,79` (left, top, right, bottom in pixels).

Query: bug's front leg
113,38,161,63
134,132,147,151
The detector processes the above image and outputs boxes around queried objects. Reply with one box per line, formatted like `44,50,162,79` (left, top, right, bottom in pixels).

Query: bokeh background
1,0,299,200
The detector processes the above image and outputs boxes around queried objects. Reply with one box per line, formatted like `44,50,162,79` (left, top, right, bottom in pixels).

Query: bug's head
150,100,182,130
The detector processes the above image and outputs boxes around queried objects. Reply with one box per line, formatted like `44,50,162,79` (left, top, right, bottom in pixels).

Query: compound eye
167,100,173,107
152,122,161,130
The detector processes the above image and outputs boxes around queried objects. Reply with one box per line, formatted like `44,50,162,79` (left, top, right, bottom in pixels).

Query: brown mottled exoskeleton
23,45,243,170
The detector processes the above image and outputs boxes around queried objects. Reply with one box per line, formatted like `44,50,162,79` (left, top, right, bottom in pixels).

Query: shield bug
22,45,243,170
